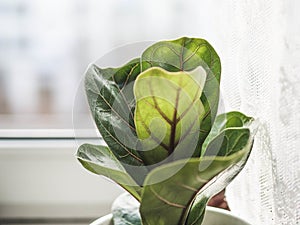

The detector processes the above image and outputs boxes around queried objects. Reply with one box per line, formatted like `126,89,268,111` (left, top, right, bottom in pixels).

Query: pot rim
90,214,112,225
90,206,250,225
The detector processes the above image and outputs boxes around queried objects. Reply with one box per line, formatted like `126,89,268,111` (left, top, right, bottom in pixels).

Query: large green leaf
77,144,141,201
141,37,221,152
140,149,250,225
112,193,142,225
186,112,254,225
185,141,253,225
134,66,206,165
139,113,254,225
85,59,149,183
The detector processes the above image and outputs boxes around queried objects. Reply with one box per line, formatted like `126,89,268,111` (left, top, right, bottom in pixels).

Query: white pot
90,206,251,225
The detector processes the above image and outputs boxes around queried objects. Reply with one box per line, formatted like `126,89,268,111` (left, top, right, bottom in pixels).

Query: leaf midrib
169,86,181,154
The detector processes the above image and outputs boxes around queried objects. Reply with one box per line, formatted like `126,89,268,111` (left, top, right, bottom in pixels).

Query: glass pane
0,0,222,129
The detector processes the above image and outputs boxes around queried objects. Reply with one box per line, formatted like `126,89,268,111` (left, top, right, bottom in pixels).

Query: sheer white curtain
219,1,300,224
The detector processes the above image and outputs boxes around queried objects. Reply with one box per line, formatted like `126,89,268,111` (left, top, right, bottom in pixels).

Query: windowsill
0,129,99,139
0,203,109,220
0,129,122,219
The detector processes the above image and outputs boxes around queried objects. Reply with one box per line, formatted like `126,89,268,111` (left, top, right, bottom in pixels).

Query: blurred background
0,0,222,129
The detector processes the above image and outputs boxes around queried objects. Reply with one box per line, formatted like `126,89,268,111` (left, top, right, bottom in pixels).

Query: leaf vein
150,187,186,208
96,116,143,163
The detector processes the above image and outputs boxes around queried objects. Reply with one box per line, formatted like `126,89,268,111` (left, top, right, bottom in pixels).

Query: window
0,0,221,130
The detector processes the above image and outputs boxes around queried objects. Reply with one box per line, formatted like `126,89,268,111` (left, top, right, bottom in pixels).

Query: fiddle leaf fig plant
77,37,256,225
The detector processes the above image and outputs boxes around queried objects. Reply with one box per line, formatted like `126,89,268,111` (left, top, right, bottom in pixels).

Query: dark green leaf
185,197,208,225
186,112,254,225
186,141,253,225
112,193,142,225
140,148,250,225
134,67,206,165
85,59,149,183
141,37,221,153
77,144,141,201
202,111,254,156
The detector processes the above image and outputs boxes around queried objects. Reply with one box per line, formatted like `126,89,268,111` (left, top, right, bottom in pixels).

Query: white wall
0,138,123,218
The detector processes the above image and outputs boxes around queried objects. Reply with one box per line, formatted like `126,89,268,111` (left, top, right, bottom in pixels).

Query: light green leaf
140,148,250,225
77,144,141,201
85,59,149,184
134,66,206,165
141,37,221,152
112,193,142,225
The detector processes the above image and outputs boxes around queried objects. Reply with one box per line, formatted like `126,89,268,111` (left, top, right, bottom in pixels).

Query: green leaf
140,112,255,225
77,144,141,201
185,143,253,225
202,111,254,156
140,149,250,225
85,59,149,183
185,197,208,225
112,193,142,225
186,112,254,225
141,37,221,152
134,66,206,165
